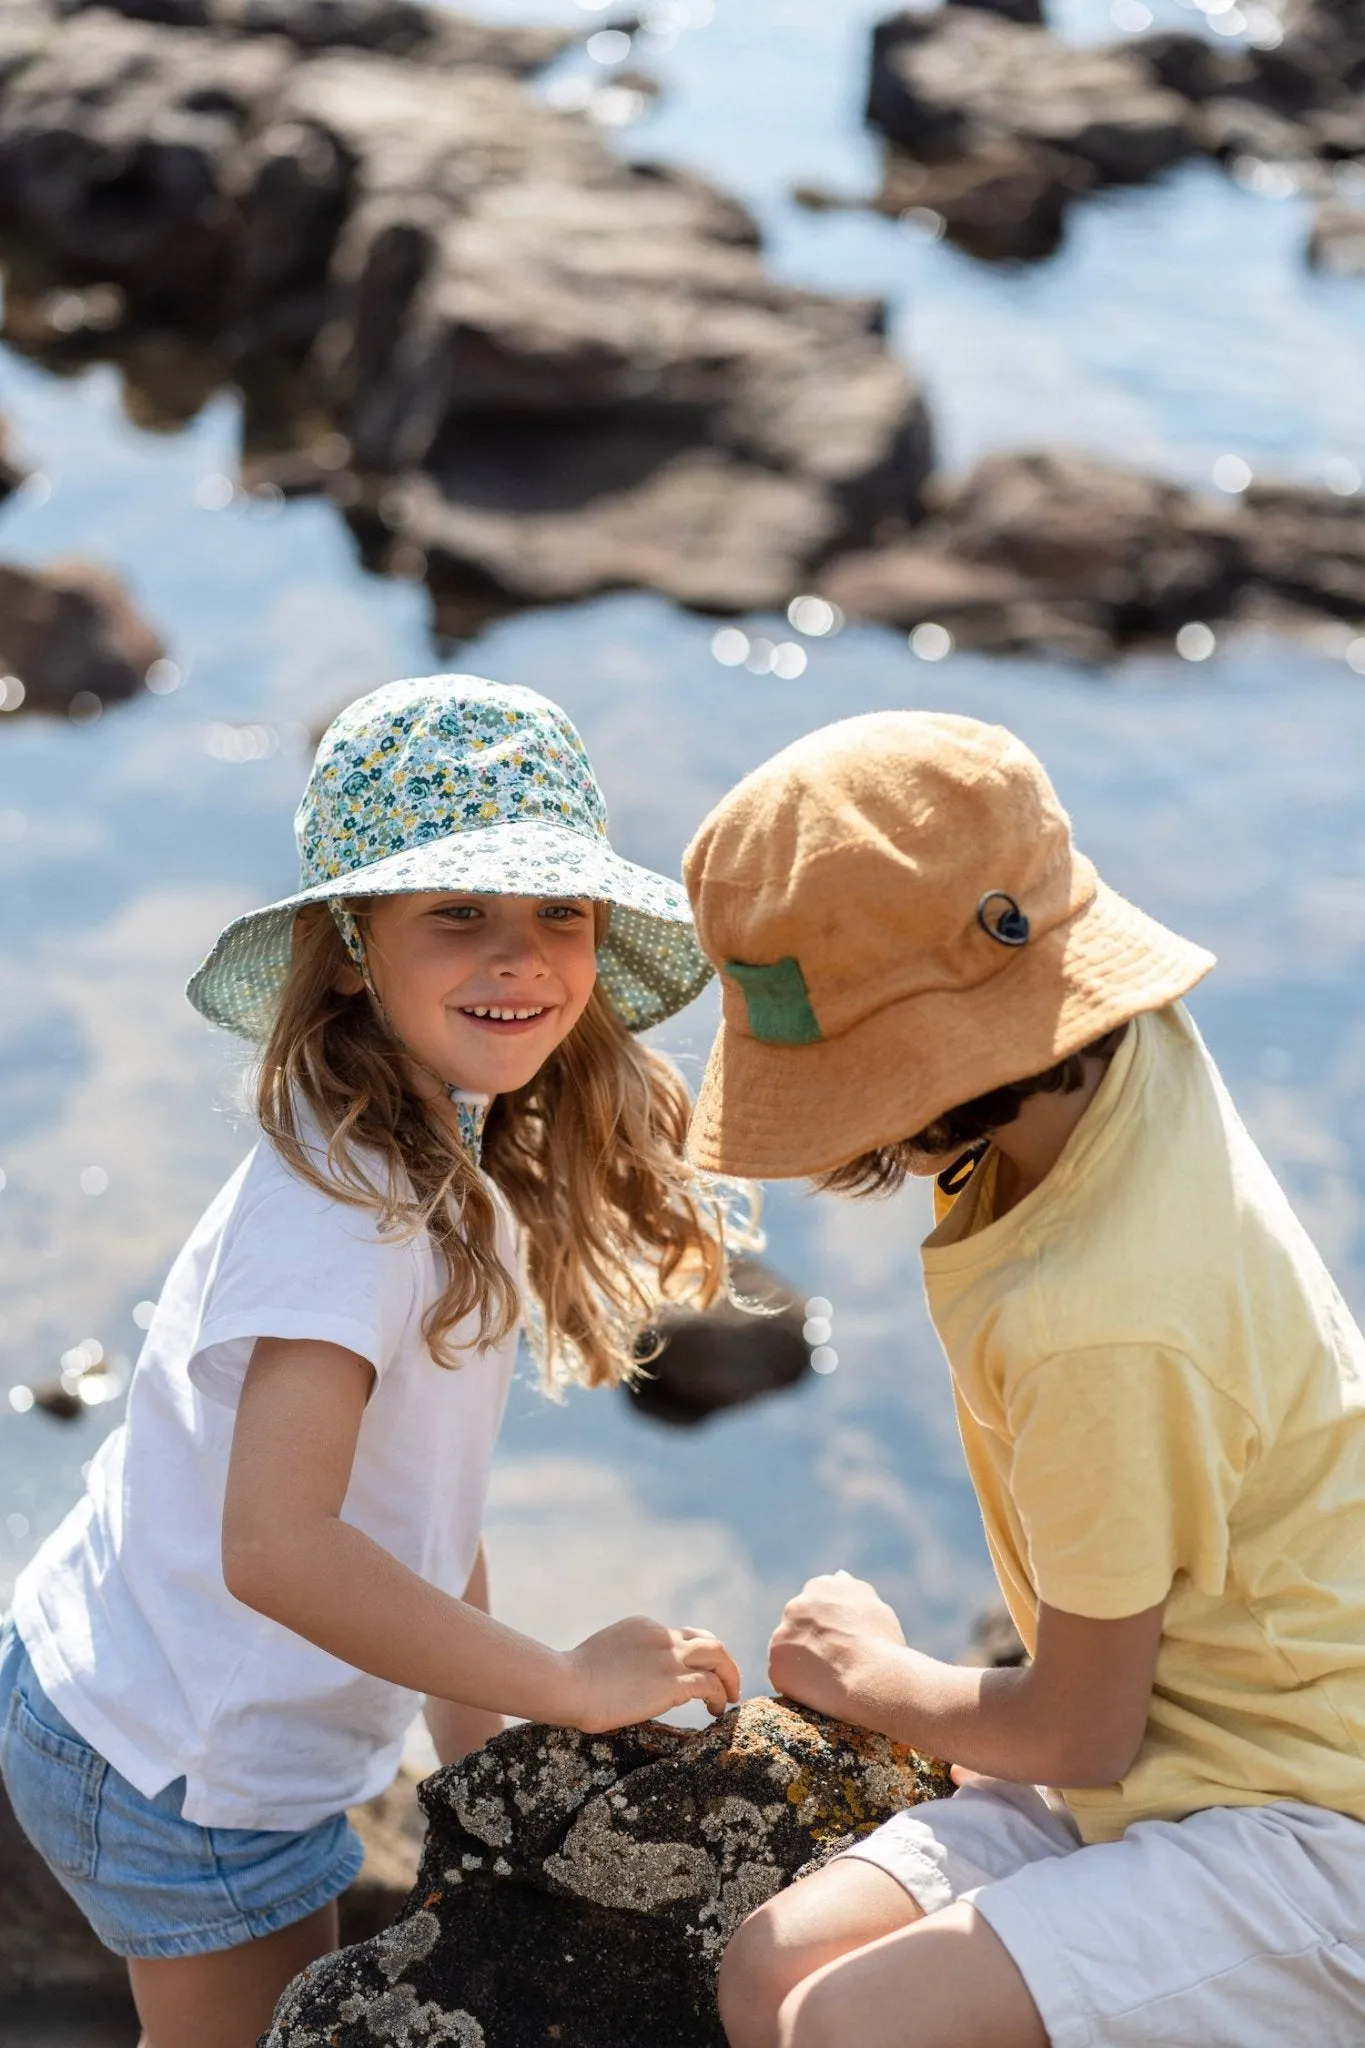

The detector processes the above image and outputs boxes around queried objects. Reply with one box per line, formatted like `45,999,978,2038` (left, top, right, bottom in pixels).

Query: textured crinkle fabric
262,1698,952,2048
186,675,712,1039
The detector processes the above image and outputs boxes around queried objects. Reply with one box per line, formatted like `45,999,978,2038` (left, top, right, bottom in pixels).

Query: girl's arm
222,1337,740,1731
767,1571,1164,1789
424,1543,505,1765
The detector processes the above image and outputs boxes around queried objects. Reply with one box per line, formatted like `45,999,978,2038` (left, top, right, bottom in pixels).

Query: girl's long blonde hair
257,903,750,1389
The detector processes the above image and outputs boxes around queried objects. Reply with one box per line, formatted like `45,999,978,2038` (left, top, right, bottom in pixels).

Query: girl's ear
333,962,366,996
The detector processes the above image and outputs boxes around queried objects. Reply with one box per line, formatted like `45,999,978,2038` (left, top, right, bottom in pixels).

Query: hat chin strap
329,901,489,1163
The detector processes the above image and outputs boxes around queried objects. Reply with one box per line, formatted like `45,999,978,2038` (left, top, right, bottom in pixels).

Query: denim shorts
0,1617,364,1959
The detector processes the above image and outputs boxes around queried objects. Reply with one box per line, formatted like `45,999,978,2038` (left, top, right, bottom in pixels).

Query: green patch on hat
725,957,823,1046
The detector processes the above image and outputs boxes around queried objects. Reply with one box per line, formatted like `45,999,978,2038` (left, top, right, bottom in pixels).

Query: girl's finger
682,1635,742,1702
692,1669,727,1716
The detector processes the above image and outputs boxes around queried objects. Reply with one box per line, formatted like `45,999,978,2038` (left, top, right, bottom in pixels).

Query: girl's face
358,892,599,1098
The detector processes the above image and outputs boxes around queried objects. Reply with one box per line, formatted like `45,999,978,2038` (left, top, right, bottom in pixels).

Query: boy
682,711,1365,2048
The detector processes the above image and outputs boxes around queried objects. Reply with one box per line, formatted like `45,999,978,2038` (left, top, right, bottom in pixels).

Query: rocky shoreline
850,0,1365,270
0,0,1359,702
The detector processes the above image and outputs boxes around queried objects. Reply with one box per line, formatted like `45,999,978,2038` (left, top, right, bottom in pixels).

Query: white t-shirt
14,1128,518,1830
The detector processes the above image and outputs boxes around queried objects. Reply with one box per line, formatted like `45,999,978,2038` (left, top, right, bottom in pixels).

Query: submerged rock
264,1699,952,2048
0,559,166,715
628,1261,812,1428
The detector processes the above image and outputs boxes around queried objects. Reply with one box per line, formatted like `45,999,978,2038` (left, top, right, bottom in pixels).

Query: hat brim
687,881,1215,1179
187,819,712,1040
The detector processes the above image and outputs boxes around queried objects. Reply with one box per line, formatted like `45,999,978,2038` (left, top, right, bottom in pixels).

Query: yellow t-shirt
924,1002,1365,1844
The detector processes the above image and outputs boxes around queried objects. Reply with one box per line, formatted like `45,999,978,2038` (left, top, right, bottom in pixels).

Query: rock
0,10,932,628
0,419,28,500
947,0,1041,23
1309,197,1365,275
264,1699,953,2048
861,6,1365,266
819,451,1365,657
55,0,571,72
627,1261,811,1428
874,135,1076,262
1191,95,1315,166
0,559,166,714
1134,29,1246,107
0,2,56,89
867,11,1191,184
962,1605,1028,1669
0,12,301,318
820,451,1249,656
1240,480,1365,618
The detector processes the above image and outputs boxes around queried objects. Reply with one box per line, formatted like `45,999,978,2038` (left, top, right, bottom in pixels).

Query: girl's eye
436,904,482,923
539,902,589,922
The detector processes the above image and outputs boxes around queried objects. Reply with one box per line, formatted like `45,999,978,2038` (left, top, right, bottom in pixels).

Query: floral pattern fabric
186,675,713,1041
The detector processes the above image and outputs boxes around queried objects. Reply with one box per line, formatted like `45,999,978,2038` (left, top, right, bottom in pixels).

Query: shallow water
1,0,1363,1697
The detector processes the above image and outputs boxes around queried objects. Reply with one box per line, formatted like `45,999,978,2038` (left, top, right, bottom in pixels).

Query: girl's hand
564,1618,741,1732
768,1569,907,1721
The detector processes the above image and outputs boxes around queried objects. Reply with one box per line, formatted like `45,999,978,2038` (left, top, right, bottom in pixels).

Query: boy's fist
768,1570,907,1720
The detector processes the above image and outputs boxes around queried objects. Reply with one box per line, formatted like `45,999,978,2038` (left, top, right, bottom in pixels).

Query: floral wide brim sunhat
187,674,713,1039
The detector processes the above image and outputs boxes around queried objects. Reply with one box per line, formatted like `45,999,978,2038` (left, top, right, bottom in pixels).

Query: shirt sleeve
187,1173,421,1409
1005,1346,1257,1619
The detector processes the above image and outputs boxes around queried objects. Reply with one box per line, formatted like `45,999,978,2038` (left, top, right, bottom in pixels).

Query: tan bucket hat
683,710,1215,1179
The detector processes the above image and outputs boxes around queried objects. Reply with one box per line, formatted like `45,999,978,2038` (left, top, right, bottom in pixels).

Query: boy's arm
768,1571,1163,1788
424,1542,505,1765
222,1337,740,1731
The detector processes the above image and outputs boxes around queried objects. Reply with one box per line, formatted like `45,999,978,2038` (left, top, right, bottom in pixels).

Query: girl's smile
352,890,599,1101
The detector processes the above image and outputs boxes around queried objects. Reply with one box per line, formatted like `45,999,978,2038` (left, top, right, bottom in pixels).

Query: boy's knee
717,1899,798,2039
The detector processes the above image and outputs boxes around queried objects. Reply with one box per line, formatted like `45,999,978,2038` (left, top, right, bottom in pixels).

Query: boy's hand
768,1570,907,1721
564,1617,741,1733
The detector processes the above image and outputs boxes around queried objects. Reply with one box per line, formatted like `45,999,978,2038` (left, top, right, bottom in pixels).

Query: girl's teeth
464,1006,544,1020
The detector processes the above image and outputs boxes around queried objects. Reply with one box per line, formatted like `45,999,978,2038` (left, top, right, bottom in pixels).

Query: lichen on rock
262,1698,952,2048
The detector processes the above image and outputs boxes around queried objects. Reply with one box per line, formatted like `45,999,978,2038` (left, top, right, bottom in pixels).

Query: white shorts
839,1781,1365,2047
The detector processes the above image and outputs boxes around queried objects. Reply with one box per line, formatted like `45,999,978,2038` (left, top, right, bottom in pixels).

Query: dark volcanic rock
264,1699,952,2048
628,1260,811,1428
875,136,1076,262
820,451,1247,657
56,0,571,72
948,0,1042,23
0,559,166,713
0,9,931,629
818,450,1365,658
1240,480,1365,618
0,13,308,319
868,11,1191,183
861,4,1365,266
1310,197,1365,276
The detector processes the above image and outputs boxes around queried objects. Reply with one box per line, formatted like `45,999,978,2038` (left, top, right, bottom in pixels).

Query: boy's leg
775,1901,1047,2048
718,1858,925,2048
128,1900,338,2048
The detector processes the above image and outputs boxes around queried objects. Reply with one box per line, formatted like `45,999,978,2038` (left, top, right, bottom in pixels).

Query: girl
0,674,744,2048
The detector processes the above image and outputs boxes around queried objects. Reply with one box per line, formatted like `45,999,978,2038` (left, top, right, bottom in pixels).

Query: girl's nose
488,920,548,975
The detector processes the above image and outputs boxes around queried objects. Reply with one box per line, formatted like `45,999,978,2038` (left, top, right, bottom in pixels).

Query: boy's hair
257,903,751,1390
816,1025,1129,1199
